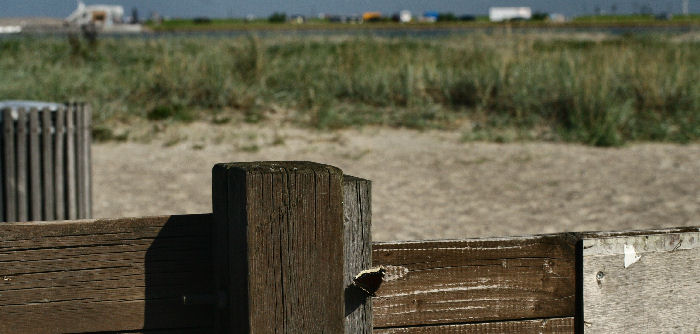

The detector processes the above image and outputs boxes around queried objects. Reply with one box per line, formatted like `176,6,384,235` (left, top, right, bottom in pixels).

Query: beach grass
0,32,697,146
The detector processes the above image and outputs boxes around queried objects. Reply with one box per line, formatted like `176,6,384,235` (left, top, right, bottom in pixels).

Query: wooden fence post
343,175,373,334
212,161,372,333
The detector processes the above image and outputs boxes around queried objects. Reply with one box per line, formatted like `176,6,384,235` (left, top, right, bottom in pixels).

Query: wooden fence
0,161,697,333
0,102,92,222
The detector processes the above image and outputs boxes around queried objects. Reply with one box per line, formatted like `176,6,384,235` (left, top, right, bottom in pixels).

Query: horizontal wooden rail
372,234,577,330
1,217,698,333
0,161,698,333
2,214,696,333
0,215,214,333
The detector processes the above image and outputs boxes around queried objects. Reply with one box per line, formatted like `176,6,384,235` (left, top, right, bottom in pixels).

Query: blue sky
1,0,697,19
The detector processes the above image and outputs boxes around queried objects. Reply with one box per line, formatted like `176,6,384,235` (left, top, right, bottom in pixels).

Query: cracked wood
213,161,346,333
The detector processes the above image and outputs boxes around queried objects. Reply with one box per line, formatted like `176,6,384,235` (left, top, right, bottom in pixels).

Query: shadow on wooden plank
143,214,216,332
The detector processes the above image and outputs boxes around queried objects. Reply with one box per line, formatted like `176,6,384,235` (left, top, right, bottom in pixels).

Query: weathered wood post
342,175,372,333
212,161,372,333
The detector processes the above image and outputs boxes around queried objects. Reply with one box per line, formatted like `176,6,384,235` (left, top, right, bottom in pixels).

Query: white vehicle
489,7,532,22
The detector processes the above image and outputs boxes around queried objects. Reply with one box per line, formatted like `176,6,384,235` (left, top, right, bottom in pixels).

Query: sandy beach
93,122,700,241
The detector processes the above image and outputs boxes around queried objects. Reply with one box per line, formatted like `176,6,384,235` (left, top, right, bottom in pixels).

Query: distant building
290,15,306,24
422,11,439,22
489,7,532,22
328,15,361,24
399,10,412,23
66,1,124,27
392,10,412,23
362,12,382,22
548,13,567,23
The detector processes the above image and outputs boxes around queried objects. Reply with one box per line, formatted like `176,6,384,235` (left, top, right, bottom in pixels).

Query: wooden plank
3,108,16,222
76,103,89,218
15,108,27,222
28,108,41,221
53,106,65,220
1,300,211,333
27,108,42,220
374,317,575,333
128,329,213,334
581,231,700,333
343,175,373,334
371,234,577,328
84,103,92,217
0,214,215,333
212,162,346,333
211,162,238,333
41,107,54,220
65,103,77,220
577,226,699,239
0,110,3,221
75,103,87,219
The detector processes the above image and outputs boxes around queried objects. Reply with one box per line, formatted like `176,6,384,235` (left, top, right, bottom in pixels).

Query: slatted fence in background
0,102,91,222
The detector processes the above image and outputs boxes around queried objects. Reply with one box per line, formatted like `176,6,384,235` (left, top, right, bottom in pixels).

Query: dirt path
93,123,700,241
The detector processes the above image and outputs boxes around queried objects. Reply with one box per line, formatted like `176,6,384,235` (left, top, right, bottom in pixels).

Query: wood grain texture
75,102,92,218
213,161,345,333
372,234,577,328
41,107,54,220
29,108,41,221
53,106,65,220
0,110,3,221
3,108,16,222
374,317,575,333
343,175,373,334
581,231,700,333
76,103,86,218
15,108,27,222
211,163,238,333
577,226,699,239
84,103,92,217
0,215,215,333
65,104,77,220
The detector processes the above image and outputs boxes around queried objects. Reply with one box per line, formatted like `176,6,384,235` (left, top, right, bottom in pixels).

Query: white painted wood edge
582,232,699,257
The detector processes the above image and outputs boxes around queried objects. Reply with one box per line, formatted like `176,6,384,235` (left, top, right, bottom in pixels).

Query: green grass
0,33,698,146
